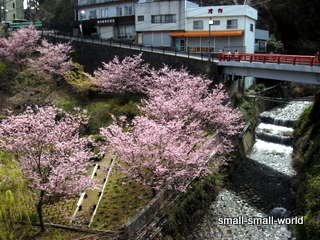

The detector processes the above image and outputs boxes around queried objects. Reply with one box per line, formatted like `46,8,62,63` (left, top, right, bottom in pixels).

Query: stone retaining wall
118,190,174,240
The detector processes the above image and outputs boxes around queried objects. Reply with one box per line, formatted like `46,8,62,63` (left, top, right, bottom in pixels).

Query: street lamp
0,6,8,23
79,10,85,36
208,19,214,60
0,6,4,23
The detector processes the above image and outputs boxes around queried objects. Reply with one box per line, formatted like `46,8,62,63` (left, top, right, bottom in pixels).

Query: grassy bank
91,167,153,230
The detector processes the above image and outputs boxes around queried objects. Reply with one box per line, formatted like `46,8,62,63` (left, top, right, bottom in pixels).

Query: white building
135,0,186,47
75,0,258,53
135,2,257,53
76,0,136,39
3,0,24,21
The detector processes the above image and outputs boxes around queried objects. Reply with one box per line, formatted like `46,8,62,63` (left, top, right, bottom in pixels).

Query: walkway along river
189,101,312,240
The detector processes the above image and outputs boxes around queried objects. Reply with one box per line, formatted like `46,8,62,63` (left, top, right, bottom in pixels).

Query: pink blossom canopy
0,106,94,202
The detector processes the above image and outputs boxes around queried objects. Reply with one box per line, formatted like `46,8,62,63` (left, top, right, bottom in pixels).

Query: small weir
189,101,312,240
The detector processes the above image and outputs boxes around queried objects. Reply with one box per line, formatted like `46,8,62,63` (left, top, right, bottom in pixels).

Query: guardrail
40,30,221,62
218,53,320,66
41,31,320,67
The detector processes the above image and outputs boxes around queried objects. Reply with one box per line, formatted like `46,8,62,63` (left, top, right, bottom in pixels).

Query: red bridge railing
218,53,320,66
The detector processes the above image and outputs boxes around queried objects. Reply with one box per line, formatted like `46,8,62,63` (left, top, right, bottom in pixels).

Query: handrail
219,53,320,66
41,31,320,67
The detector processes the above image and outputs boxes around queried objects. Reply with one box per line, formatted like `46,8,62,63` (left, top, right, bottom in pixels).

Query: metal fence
41,30,221,63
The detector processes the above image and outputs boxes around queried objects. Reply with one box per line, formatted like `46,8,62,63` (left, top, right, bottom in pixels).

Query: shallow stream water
189,101,312,240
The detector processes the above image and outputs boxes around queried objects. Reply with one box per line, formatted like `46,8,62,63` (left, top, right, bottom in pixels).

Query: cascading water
189,101,312,240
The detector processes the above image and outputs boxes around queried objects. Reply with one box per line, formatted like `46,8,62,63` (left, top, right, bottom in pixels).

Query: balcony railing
78,0,121,6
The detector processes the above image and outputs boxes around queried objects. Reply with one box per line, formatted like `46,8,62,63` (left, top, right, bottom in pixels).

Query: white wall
243,17,256,53
135,0,185,32
6,0,24,20
185,16,248,31
186,5,257,19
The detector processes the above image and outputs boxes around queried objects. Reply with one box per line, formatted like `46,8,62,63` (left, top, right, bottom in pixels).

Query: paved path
72,153,114,226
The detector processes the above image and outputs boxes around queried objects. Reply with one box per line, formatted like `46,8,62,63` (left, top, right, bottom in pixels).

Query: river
189,101,312,240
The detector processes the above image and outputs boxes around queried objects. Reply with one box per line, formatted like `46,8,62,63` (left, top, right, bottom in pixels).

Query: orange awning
169,30,244,37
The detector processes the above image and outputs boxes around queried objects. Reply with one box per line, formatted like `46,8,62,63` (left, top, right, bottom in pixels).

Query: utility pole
0,0,4,22
208,19,213,61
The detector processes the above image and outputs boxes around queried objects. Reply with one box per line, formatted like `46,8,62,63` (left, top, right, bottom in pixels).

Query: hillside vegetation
293,92,320,240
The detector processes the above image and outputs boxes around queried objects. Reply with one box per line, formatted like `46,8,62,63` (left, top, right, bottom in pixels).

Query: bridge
218,53,320,85
43,32,320,85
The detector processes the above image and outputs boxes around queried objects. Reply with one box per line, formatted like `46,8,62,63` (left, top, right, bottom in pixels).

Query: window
193,20,203,30
89,10,96,19
227,19,238,29
13,3,15,8
100,8,108,18
212,20,220,25
124,6,129,15
137,15,144,22
13,13,15,19
250,23,254,32
165,15,175,23
123,6,133,16
151,15,161,23
151,14,176,24
116,7,122,16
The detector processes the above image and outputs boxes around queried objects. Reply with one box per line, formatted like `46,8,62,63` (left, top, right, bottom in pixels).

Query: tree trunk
36,191,45,232
151,188,157,198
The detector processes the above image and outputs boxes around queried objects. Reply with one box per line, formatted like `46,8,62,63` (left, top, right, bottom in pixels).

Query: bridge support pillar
244,76,255,90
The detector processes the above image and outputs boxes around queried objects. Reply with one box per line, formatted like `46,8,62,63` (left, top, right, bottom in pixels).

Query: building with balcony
136,2,257,53
76,0,136,39
135,0,187,47
75,1,258,53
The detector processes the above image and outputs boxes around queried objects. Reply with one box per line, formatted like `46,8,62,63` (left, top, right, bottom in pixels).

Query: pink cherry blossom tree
0,26,39,65
99,65,243,193
140,66,244,153
28,40,73,77
0,26,73,77
93,54,151,94
101,116,221,194
0,106,94,231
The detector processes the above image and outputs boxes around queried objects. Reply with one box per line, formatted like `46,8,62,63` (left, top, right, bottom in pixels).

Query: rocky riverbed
188,190,293,240
189,101,312,240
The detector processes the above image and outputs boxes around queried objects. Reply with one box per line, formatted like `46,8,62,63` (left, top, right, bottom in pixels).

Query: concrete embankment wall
49,38,221,81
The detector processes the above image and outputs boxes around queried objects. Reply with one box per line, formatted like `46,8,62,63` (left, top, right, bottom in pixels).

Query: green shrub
63,63,98,93
55,97,81,112
0,61,7,78
0,151,34,240
239,97,258,126
85,101,113,133
294,104,313,138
